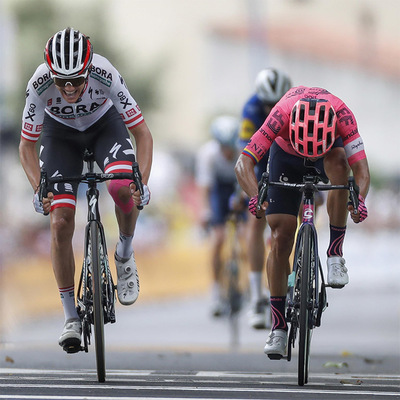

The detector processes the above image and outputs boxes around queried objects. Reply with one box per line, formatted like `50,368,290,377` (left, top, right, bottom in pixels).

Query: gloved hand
349,194,368,223
33,192,44,214
248,195,261,219
357,194,368,222
139,184,151,206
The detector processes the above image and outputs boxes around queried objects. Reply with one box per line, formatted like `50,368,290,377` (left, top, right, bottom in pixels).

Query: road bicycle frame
39,148,143,382
257,169,359,386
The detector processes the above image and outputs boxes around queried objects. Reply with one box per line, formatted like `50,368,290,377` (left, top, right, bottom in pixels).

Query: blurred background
0,0,399,339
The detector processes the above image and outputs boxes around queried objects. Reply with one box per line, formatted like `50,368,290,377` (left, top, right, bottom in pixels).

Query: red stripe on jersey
51,202,75,211
21,130,41,142
125,114,143,126
50,194,76,211
105,161,133,174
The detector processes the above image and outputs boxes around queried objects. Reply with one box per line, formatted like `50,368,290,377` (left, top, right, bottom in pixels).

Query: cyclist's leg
93,109,136,227
40,116,84,348
93,107,140,305
263,144,303,356
265,144,303,296
323,145,351,287
93,106,137,238
208,181,233,316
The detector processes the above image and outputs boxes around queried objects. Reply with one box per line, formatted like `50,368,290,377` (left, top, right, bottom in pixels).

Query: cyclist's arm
19,138,41,192
348,158,370,223
235,154,258,198
19,138,53,214
350,158,370,199
129,121,153,185
235,154,266,218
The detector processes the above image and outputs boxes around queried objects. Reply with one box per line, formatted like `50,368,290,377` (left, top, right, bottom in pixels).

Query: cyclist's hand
130,182,151,207
348,194,368,223
139,184,151,206
248,195,267,219
33,191,53,215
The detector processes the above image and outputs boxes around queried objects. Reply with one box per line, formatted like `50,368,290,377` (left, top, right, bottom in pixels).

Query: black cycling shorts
40,106,135,198
266,138,343,217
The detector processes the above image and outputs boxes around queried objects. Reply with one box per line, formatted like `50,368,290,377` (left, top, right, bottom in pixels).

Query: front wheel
89,221,106,383
298,224,315,386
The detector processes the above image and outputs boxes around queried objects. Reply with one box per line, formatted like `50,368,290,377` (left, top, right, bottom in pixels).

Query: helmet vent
317,127,323,141
318,106,325,123
298,126,304,141
307,121,314,136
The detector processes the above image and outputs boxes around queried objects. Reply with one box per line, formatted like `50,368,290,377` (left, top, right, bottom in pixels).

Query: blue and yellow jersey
239,94,270,179
238,94,269,150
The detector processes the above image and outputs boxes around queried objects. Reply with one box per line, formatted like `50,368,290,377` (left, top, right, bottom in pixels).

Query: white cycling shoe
327,256,349,288
115,252,140,305
58,318,82,353
264,329,287,359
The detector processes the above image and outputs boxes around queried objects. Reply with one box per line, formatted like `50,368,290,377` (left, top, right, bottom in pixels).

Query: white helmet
255,68,292,104
44,27,93,78
210,116,239,148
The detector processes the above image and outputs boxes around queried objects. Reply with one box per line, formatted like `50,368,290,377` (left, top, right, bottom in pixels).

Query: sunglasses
53,76,86,87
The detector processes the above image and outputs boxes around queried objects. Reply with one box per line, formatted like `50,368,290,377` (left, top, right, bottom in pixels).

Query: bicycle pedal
267,354,286,361
61,339,82,354
325,284,344,289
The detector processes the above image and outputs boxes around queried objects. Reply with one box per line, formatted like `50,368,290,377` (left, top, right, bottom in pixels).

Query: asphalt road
0,229,399,399
0,289,399,399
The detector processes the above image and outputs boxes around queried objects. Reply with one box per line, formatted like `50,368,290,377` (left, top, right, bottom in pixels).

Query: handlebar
257,172,359,212
39,162,145,214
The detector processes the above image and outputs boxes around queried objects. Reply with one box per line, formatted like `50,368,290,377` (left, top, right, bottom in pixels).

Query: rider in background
196,116,241,317
237,68,292,330
235,86,370,358
19,28,153,352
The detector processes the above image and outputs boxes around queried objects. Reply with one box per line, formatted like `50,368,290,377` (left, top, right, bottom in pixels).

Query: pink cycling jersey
21,54,144,142
242,86,366,166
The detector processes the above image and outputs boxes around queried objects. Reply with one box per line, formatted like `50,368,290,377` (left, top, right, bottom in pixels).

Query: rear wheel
90,221,106,383
298,224,314,386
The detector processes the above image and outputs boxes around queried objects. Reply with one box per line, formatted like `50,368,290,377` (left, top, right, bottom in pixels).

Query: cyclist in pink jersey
19,28,153,352
235,86,370,358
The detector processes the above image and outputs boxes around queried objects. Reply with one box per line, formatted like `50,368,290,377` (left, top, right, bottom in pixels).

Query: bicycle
221,211,247,347
257,169,359,386
39,149,143,383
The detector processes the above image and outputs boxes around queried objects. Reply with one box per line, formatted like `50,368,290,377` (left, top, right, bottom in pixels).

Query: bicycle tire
298,224,314,386
89,221,106,383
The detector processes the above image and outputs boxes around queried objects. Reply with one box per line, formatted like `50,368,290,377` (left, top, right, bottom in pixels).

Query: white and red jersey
21,54,144,142
242,86,366,167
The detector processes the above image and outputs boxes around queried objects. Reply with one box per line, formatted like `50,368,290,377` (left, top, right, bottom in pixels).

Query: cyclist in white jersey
196,116,242,317
19,28,153,352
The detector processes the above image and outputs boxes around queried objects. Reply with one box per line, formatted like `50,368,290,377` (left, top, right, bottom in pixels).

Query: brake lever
348,176,359,214
257,172,269,211
132,162,144,210
39,170,49,216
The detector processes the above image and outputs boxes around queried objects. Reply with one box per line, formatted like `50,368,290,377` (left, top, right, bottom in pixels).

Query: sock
116,231,134,259
249,271,263,305
270,296,287,331
327,224,346,257
59,285,79,321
